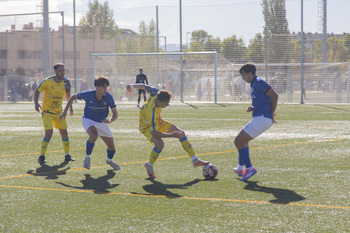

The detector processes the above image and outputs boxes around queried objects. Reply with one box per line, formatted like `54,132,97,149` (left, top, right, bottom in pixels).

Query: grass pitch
0,102,349,232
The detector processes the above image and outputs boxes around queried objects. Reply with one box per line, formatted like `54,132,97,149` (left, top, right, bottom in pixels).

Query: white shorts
82,117,113,138
242,116,273,139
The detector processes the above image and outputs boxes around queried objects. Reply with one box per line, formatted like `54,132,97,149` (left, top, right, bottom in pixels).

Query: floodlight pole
300,0,305,104
179,0,184,102
61,11,65,64
4,30,8,101
264,0,268,82
42,0,50,78
156,6,159,86
73,0,77,92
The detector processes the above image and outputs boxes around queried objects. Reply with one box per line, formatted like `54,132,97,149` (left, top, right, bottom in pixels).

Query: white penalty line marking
0,184,349,210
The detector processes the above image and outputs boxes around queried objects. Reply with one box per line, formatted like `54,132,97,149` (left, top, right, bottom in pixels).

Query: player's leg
142,90,147,103
234,116,272,181
137,89,142,107
82,117,99,169
143,129,162,178
83,125,98,169
166,123,209,167
234,129,253,169
56,117,75,161
234,129,257,181
38,113,54,163
101,136,120,170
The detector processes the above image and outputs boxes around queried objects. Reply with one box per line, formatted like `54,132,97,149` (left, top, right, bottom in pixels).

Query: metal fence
0,0,349,103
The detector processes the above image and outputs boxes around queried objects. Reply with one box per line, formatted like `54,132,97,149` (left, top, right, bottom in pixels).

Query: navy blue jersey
77,90,116,122
136,74,148,84
250,77,272,119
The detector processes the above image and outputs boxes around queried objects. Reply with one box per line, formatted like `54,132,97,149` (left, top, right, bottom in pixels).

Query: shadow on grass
132,179,202,198
27,161,70,179
56,170,119,194
243,181,306,204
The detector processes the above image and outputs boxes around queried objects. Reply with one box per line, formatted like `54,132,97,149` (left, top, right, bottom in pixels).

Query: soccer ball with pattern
202,164,218,179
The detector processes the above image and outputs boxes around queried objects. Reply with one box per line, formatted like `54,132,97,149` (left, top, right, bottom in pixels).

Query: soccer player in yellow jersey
34,63,75,163
126,83,209,178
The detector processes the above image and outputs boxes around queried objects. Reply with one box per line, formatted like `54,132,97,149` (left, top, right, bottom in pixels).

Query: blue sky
0,0,349,45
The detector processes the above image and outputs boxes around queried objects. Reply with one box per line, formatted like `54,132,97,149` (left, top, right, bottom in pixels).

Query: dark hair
94,75,110,87
157,90,172,102
53,63,64,71
239,63,256,75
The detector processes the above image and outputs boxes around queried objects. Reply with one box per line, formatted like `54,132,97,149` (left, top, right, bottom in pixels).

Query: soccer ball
202,164,218,179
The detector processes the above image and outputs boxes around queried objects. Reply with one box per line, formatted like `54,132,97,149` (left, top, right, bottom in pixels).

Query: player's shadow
27,161,70,179
243,181,306,204
133,179,202,198
56,170,119,194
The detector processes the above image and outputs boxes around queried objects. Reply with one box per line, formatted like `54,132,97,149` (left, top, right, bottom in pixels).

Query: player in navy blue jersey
135,68,148,107
59,75,121,170
233,63,278,181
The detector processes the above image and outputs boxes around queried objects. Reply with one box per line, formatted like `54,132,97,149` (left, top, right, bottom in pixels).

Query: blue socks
107,149,116,159
86,140,95,156
238,147,252,168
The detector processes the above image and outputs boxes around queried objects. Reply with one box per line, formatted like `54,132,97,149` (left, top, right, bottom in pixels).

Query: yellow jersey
37,76,71,114
139,87,162,132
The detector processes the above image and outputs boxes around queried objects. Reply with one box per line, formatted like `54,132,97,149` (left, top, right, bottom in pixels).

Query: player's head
139,67,143,73
94,75,110,87
94,75,109,97
53,63,65,79
239,63,256,83
156,90,173,108
53,63,65,71
239,63,256,75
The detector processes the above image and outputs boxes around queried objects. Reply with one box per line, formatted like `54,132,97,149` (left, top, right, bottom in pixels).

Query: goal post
91,52,218,103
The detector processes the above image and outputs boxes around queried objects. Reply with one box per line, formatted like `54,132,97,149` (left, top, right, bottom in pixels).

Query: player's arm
126,83,148,91
145,75,148,85
59,94,78,121
266,88,279,123
34,89,41,113
102,106,118,124
64,91,74,116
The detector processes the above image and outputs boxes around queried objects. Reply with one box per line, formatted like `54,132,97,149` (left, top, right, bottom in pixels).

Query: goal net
91,52,350,104
91,52,219,103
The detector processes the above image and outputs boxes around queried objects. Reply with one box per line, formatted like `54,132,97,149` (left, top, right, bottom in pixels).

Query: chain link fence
0,0,349,103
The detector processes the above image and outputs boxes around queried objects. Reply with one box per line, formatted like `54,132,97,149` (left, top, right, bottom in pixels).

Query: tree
135,19,158,53
327,36,347,62
189,41,205,52
222,36,246,62
310,39,323,63
247,33,265,63
290,39,307,63
262,0,292,63
191,30,210,48
78,0,118,39
205,37,222,53
342,33,350,62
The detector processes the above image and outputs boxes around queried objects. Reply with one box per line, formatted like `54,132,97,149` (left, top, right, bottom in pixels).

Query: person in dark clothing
135,68,148,107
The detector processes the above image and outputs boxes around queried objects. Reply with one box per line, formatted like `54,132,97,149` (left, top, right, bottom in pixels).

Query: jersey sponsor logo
88,106,108,111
